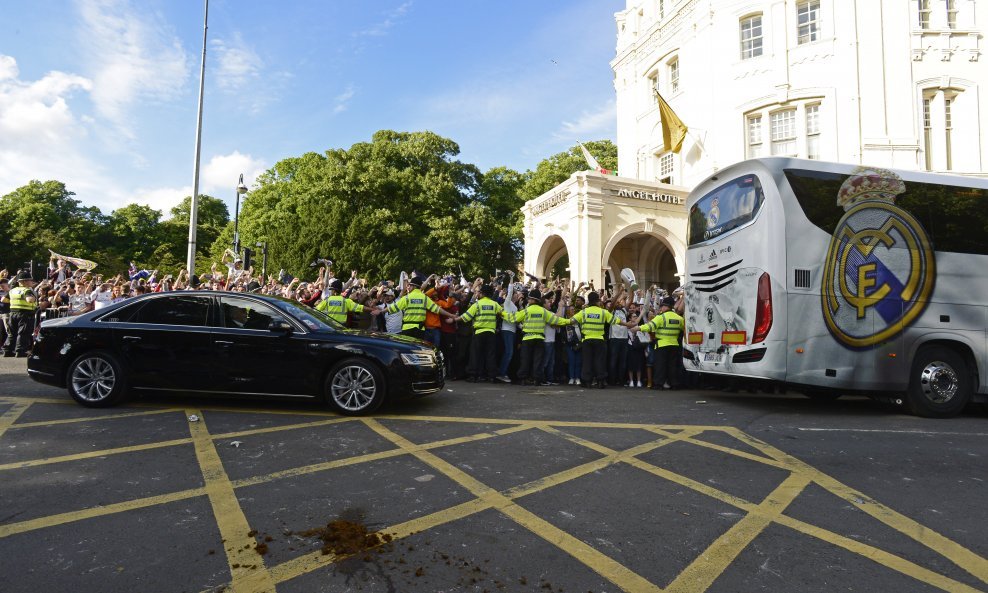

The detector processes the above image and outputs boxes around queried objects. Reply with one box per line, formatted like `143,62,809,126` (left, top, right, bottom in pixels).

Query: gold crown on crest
836,166,906,211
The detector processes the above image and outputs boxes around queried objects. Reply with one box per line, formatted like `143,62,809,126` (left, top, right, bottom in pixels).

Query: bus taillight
752,272,773,344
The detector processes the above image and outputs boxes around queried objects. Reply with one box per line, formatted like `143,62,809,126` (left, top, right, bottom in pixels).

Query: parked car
27,291,444,415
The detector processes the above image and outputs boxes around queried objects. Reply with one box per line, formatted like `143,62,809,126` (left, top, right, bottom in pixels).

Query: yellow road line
0,437,194,471
725,427,988,585
0,396,72,406
664,473,812,593
4,408,179,430
362,418,663,593
775,513,987,593
0,402,32,440
186,409,277,593
0,487,207,538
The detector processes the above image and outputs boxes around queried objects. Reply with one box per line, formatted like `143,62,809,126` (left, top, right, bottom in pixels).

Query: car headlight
401,352,436,366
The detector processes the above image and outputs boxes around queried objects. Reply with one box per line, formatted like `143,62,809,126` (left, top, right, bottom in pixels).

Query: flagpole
186,0,209,276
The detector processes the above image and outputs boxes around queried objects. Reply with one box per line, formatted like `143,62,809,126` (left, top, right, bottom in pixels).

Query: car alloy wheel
326,358,385,415
67,351,127,408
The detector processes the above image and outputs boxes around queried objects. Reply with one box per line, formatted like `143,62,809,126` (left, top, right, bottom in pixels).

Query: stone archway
535,234,573,280
602,222,685,291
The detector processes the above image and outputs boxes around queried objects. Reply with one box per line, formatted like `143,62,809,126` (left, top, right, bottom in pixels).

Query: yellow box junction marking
0,395,983,593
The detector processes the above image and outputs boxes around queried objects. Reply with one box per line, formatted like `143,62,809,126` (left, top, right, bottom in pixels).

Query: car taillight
752,272,773,344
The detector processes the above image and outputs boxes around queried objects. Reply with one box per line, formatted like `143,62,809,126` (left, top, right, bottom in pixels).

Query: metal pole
258,242,268,280
233,196,240,254
186,0,209,275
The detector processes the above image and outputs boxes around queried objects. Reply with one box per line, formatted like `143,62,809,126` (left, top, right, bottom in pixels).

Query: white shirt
610,309,629,340
69,293,91,313
90,289,113,310
379,303,403,334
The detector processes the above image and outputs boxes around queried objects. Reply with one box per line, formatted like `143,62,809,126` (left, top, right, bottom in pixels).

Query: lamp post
256,241,268,279
233,173,248,255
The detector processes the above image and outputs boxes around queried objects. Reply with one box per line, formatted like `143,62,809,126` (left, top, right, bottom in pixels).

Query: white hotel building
522,0,986,289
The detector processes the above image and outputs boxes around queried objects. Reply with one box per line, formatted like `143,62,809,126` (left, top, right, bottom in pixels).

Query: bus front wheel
906,346,972,418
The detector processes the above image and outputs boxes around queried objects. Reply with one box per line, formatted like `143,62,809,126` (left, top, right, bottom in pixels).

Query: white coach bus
682,158,988,418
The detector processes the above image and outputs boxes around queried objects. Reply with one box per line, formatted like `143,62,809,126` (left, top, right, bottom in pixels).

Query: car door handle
122,336,142,342
215,340,235,346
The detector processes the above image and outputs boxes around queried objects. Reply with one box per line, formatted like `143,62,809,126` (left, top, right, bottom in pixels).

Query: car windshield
268,299,344,332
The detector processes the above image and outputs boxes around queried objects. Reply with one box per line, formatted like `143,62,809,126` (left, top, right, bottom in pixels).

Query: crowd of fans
1,251,688,390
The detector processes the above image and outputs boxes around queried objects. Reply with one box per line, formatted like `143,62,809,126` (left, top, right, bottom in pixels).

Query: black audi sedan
27,291,444,415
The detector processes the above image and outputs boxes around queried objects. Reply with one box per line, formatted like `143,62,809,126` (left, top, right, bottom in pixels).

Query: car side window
219,297,284,330
130,296,211,326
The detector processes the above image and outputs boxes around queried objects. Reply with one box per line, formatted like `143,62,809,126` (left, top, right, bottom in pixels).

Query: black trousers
517,338,545,383
3,311,35,355
439,332,456,375
652,345,683,389
581,339,607,385
401,327,424,340
608,338,628,384
468,331,497,379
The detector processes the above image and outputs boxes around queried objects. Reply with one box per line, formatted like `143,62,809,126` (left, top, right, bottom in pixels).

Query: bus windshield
687,174,765,246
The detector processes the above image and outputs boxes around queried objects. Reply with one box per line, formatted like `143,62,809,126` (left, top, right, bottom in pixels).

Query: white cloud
354,2,413,37
75,0,189,137
212,33,262,92
333,84,356,114
553,99,616,141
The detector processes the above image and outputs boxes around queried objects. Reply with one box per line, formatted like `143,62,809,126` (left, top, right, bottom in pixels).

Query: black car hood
318,328,433,350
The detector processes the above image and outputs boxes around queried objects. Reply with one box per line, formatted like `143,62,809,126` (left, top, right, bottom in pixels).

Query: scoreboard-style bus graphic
683,158,988,418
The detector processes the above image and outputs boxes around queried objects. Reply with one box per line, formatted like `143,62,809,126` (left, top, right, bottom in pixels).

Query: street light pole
233,173,247,255
186,0,209,275
256,241,268,279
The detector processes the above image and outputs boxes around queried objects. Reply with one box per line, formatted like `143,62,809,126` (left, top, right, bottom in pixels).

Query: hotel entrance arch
602,222,685,291
535,234,572,280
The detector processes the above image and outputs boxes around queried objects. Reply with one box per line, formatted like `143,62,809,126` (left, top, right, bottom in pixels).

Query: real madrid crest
821,167,936,349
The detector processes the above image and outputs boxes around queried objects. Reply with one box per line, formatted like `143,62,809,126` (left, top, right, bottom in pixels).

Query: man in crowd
568,290,618,388
1,273,38,357
0,277,9,350
629,296,684,390
508,289,571,386
457,283,506,382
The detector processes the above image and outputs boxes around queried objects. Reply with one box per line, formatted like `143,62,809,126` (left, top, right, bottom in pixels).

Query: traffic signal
243,247,253,270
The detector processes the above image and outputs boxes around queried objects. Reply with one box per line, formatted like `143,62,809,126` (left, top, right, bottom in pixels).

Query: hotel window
805,104,821,159
746,115,763,158
770,109,797,156
947,0,957,29
658,153,675,184
797,0,820,44
923,96,933,170
740,15,763,59
944,96,953,170
668,58,680,94
918,0,931,29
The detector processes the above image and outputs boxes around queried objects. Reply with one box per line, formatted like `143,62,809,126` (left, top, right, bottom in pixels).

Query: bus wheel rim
919,361,958,404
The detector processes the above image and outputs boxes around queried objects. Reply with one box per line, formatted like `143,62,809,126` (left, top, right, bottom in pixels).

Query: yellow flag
656,91,688,154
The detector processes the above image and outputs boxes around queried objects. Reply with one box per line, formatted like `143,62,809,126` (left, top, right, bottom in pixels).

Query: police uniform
636,298,685,390
2,274,38,357
458,287,505,381
507,290,570,385
569,294,618,388
316,280,365,326
387,276,442,339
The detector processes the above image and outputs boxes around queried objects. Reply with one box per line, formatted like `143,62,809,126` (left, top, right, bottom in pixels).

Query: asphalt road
1,357,985,593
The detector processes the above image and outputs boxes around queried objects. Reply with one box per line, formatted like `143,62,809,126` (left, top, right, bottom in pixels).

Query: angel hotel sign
611,187,685,206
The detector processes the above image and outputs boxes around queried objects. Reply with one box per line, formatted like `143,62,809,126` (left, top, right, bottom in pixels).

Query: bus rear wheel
906,346,971,418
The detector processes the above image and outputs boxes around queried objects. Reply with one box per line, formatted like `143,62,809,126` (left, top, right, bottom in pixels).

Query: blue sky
0,0,623,217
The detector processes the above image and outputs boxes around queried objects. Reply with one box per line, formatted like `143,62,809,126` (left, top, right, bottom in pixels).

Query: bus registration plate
703,352,722,363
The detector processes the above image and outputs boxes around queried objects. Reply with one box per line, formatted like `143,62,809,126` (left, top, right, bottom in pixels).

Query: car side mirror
269,319,293,334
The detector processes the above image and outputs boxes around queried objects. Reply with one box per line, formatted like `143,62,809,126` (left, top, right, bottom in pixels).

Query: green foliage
1,136,619,281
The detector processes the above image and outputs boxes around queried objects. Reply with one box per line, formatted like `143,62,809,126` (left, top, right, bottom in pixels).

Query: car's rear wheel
906,346,971,418
324,358,386,415
67,351,127,408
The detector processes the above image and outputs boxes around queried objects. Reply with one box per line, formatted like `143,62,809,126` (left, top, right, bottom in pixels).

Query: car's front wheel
324,358,386,415
67,351,127,408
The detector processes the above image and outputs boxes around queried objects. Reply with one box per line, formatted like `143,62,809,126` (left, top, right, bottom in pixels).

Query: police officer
0,277,9,350
378,274,455,339
633,296,684,390
568,291,618,388
508,289,570,386
316,278,365,326
457,284,506,382
2,273,38,357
